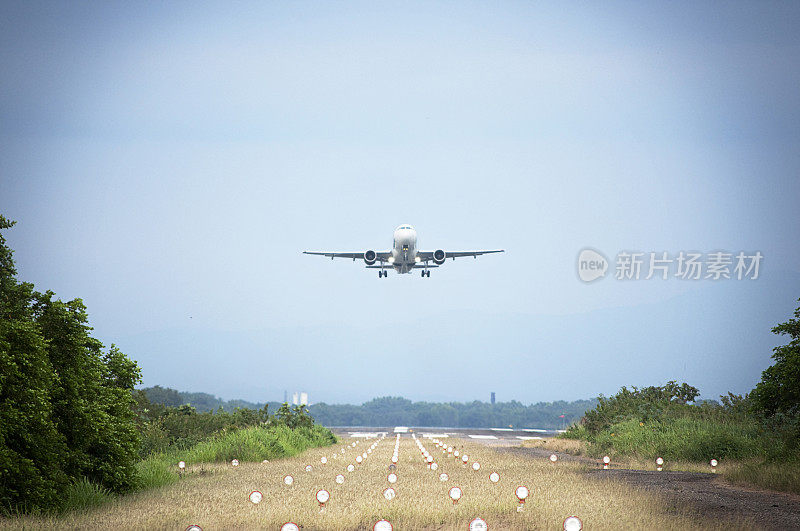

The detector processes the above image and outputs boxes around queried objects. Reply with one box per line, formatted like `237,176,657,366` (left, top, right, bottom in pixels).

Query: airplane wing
417,250,504,261
303,251,392,261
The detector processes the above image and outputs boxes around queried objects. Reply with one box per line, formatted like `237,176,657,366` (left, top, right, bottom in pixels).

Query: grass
726,460,800,495
527,430,800,495
136,423,336,491
585,417,763,461
60,478,114,514
1,436,753,529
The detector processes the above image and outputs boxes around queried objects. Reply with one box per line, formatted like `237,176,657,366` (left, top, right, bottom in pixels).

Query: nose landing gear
421,269,430,277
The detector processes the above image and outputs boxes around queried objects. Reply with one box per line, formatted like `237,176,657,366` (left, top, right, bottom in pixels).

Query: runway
330,426,563,444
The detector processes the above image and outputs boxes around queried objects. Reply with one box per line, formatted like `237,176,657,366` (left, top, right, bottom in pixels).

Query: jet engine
364,250,377,265
433,249,446,265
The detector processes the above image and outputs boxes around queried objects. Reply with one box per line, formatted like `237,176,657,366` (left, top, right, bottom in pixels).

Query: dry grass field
3,435,753,530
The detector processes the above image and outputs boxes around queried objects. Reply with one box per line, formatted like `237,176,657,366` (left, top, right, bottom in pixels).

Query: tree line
142,386,597,429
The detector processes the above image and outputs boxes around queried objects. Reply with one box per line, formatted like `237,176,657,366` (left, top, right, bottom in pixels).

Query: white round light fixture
469,517,488,531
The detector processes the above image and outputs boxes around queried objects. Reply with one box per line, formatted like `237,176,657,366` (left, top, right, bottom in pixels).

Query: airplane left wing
417,250,504,261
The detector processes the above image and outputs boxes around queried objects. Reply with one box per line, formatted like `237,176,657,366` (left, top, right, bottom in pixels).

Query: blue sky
2,2,799,404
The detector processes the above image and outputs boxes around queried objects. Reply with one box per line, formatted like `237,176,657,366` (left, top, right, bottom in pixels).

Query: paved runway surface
330,426,562,444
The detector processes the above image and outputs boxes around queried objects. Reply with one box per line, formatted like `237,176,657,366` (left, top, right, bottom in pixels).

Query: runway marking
468,435,498,439
522,428,548,433
421,433,449,438
516,436,543,440
349,432,386,438
490,428,513,431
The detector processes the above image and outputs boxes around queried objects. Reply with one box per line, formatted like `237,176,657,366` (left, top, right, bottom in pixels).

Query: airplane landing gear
379,270,388,278
421,270,430,277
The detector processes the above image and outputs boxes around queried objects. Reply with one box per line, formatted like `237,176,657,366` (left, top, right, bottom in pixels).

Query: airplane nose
398,231,414,245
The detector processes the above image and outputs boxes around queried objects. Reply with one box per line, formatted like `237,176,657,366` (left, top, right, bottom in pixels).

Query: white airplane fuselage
391,225,418,274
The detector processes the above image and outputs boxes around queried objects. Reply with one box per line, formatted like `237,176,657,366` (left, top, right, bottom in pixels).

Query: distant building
292,391,309,406
491,392,496,405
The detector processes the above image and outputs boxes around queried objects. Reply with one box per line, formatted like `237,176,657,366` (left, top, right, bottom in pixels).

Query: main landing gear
378,270,387,278
421,270,430,277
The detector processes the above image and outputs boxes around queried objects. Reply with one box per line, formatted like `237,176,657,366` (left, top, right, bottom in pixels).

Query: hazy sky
2,2,799,405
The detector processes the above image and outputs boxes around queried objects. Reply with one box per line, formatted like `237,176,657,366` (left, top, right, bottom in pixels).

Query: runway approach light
305,465,312,472
656,457,664,471
710,459,718,472
316,489,330,508
321,456,327,464
186,526,202,531
440,472,449,482
603,455,610,469
563,516,583,531
431,462,439,471
347,464,355,472
231,459,239,467
383,487,396,500
515,486,529,503
283,475,294,486
489,472,500,483
550,454,558,463
449,486,463,504
249,490,262,504
462,455,469,463
356,456,363,463
388,473,397,484
469,517,488,531
336,474,345,484
472,462,481,471
262,460,269,464
281,523,299,531
454,450,460,457
178,461,186,472
373,519,393,531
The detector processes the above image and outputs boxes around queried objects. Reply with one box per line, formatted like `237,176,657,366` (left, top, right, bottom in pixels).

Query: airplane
304,224,504,277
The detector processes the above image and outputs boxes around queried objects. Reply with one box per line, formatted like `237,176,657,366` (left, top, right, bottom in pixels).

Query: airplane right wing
303,251,392,261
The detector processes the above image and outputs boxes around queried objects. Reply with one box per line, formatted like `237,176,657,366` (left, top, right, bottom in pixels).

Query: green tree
0,216,68,513
0,216,68,512
34,293,142,492
751,299,800,417
0,216,142,512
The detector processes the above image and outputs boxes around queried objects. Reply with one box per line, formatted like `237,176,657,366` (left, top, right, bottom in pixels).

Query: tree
0,216,142,512
0,216,68,512
751,299,800,418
